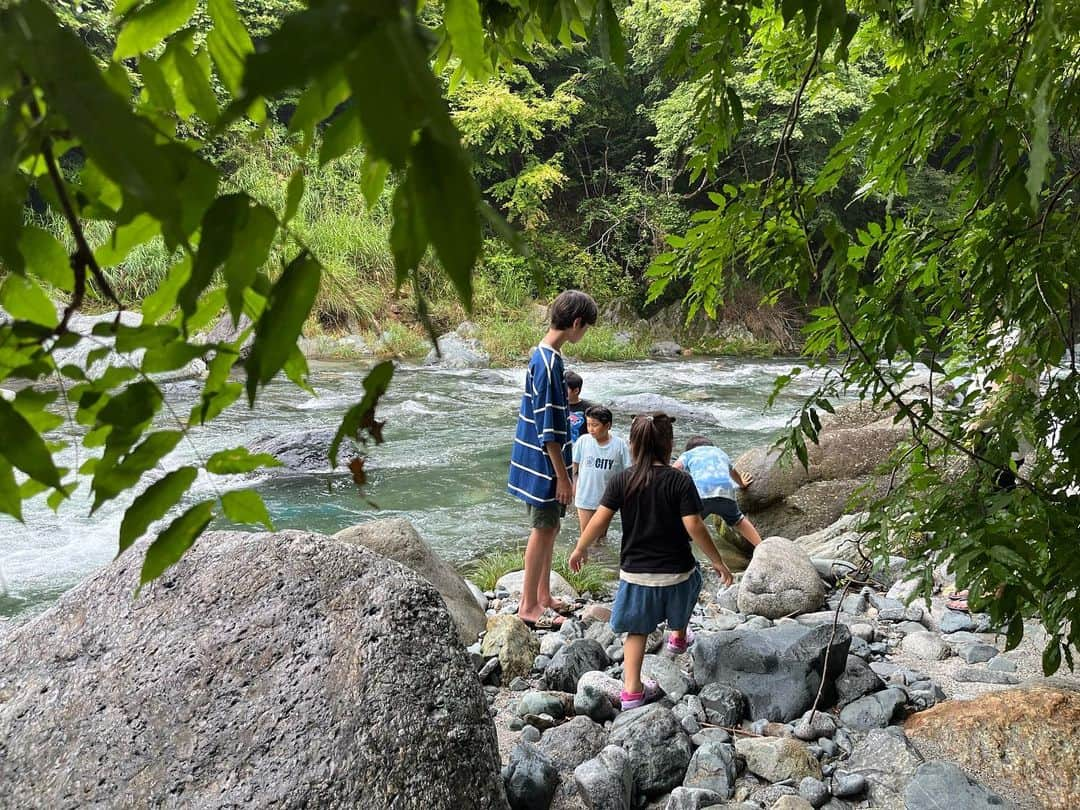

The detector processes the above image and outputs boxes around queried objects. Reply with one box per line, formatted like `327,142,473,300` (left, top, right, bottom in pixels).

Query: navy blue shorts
702,496,744,527
610,567,702,635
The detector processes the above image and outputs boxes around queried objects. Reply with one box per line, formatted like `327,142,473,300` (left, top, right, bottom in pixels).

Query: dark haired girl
569,412,733,710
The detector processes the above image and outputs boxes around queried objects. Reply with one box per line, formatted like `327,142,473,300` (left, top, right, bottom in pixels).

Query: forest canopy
0,0,1077,670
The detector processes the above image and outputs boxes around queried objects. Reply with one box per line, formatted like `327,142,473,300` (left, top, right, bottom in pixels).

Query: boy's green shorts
527,502,566,530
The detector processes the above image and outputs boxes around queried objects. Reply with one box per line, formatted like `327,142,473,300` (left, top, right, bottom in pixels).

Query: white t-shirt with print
572,434,632,509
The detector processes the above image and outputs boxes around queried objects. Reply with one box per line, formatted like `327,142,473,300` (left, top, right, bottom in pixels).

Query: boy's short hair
550,290,598,330
685,435,714,451
564,371,583,392
585,405,612,425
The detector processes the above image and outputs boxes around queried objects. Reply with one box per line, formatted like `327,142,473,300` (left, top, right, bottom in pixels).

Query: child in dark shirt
564,371,594,444
569,412,733,709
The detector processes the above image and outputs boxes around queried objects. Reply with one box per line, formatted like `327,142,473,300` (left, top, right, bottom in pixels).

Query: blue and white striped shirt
507,343,572,506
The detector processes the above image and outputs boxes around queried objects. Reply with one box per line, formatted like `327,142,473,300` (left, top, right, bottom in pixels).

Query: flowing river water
0,356,828,619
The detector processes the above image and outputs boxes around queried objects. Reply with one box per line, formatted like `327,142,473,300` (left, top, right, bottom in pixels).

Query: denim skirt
610,567,702,635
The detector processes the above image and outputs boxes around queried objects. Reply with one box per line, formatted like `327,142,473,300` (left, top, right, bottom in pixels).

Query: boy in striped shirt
508,290,598,629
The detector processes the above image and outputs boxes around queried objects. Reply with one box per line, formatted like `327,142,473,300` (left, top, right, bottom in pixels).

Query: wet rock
904,761,1009,809
901,631,950,660
682,741,737,799
424,332,490,368
505,742,558,810
609,704,693,799
0,530,508,809
335,518,485,643
735,736,823,783
737,537,826,618
607,393,719,424
838,687,906,731
544,639,609,693
574,745,632,810
843,728,923,809
248,427,341,472
483,615,540,683
693,624,850,721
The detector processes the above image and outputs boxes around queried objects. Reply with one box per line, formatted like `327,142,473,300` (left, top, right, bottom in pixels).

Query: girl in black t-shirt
569,411,733,710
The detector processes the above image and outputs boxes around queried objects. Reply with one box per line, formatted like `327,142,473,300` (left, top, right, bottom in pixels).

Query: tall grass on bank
466,547,614,597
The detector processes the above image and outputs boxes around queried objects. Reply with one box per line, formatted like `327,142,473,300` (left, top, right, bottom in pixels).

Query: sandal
620,679,662,710
946,589,970,613
666,628,695,655
546,598,576,616
521,609,564,631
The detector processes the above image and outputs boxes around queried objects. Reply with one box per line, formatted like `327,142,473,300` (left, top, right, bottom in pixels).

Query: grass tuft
465,546,614,597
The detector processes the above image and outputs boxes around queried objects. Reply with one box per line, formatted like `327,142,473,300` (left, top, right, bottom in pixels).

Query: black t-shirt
600,465,703,574
568,398,595,443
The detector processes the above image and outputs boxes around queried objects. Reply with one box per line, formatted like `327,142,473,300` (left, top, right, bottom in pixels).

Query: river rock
574,670,622,722
735,736,822,783
609,704,693,798
682,741,737,798
905,684,1080,808
424,332,491,368
642,653,692,701
772,796,814,810
952,667,1020,685
697,682,748,727
334,518,486,643
505,742,558,810
517,691,568,721
606,393,719,424
0,530,507,808
901,631,950,660
940,609,977,633
649,340,683,357
538,716,608,805
792,709,838,741
483,615,540,683
574,745,632,810
664,786,726,809
799,776,830,808
737,537,826,618
838,687,906,731
692,623,850,721
842,728,923,809
904,761,1010,809
544,639,609,693
956,642,999,664
496,570,580,601
248,426,341,472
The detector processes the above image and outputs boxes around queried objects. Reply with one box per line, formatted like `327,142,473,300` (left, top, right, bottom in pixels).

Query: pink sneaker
666,628,695,655
620,679,661,710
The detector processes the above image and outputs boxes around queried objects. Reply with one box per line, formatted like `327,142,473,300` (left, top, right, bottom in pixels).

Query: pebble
817,737,838,757
849,623,875,642
533,655,551,671
509,677,530,691
521,725,541,743
831,771,866,798
987,656,1017,673
799,776,830,808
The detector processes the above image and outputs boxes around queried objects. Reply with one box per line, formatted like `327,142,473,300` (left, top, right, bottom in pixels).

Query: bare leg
734,517,762,547
577,508,595,532
520,526,558,622
670,627,687,642
623,633,647,694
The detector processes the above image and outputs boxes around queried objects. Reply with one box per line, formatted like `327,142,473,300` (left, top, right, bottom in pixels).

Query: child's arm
672,459,685,471
731,466,753,489
569,506,616,571
546,443,573,504
683,514,734,586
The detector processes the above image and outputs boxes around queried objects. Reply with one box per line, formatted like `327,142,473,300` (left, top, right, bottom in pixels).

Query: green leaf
114,0,198,59
360,156,390,210
410,129,479,308
283,170,304,224
94,214,161,269
1042,641,1062,675
596,0,626,68
0,397,62,489
221,488,273,528
92,429,185,512
142,255,191,324
1026,75,1052,209
244,252,321,403
329,360,394,467
0,273,59,328
816,0,845,53
390,175,427,288
0,456,22,521
19,226,74,291
319,108,364,166
139,499,215,585
206,0,253,96
205,446,282,474
444,0,488,77
173,45,219,124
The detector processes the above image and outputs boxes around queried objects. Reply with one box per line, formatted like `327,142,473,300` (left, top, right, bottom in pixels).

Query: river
0,356,825,619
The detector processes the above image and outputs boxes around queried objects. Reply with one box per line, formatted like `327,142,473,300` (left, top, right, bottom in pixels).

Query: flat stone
843,728,923,809
682,741,737,799
987,657,1017,673
956,642,999,664
735,736,822,783
901,631,951,660
904,761,1009,809
838,687,907,731
953,667,1020,685
940,610,976,634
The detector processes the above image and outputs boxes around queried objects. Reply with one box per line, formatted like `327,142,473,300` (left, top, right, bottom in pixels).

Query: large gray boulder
904,761,1011,809
0,530,507,809
737,537,826,618
609,704,693,799
606,393,720,423
248,427,341,472
544,639,609,693
692,623,850,721
424,332,490,368
334,518,486,643
574,745,633,810
843,728,924,810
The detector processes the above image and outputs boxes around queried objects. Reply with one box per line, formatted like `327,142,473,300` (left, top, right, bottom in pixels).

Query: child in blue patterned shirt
673,435,762,549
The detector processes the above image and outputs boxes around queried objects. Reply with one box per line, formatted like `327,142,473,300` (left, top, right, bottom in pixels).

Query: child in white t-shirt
572,406,631,533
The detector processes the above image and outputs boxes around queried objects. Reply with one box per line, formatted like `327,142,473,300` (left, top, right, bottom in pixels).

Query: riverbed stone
799,777,830,809
0,530,508,809
683,741,737,798
544,639,609,693
901,631,951,660
424,331,490,368
483,615,540,683
609,704,693,798
664,787,726,809
517,691,568,721
956,642,999,664
905,685,1080,809
842,728,923,809
697,682,748,727
335,518,486,643
496,570,580,602
940,609,977,633
606,393,720,424
248,426,342,472
735,736,822,783
952,667,1020,685
505,742,558,810
574,745,632,810
904,761,1009,810
838,687,906,731
692,623,850,721
538,716,608,805
642,653,692,701
792,709,838,740
737,537,826,618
